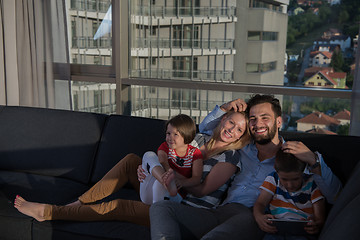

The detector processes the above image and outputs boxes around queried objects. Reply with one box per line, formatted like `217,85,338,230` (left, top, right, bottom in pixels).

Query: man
150,94,342,240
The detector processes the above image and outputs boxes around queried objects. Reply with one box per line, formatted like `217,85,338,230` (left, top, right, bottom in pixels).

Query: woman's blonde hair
205,111,251,158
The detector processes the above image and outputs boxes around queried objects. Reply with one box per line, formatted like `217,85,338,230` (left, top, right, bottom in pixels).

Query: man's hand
220,98,247,112
282,141,317,166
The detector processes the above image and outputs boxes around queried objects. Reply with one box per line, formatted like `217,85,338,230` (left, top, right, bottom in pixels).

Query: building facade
68,0,289,122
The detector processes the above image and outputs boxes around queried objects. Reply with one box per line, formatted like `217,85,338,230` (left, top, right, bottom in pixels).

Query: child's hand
137,165,147,182
304,216,322,235
254,214,277,234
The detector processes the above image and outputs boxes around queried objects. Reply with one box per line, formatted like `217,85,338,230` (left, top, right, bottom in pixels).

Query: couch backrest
319,160,360,240
0,106,107,184
281,131,360,185
90,114,166,183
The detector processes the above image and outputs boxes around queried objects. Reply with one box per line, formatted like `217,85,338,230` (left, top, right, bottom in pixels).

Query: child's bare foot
66,200,82,207
163,169,178,196
14,195,46,222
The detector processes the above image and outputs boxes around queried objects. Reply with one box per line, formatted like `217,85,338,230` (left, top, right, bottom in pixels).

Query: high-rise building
68,0,289,122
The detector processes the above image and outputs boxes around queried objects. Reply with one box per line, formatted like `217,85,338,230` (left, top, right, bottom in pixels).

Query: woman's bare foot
14,195,46,222
163,169,178,196
66,200,82,207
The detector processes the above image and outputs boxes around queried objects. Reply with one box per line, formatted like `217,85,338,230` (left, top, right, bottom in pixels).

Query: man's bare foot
14,195,46,222
66,200,82,207
163,169,178,196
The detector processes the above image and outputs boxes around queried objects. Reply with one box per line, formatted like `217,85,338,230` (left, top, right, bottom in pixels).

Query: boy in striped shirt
253,148,326,239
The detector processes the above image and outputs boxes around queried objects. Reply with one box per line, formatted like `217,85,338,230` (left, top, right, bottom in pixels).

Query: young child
139,114,203,205
253,148,326,239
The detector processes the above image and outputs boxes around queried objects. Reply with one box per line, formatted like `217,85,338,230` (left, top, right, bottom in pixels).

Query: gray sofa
0,105,165,240
0,105,359,240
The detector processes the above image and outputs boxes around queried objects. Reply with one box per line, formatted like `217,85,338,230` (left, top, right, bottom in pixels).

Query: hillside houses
302,28,354,89
333,109,351,125
304,70,347,88
309,51,332,67
296,109,350,134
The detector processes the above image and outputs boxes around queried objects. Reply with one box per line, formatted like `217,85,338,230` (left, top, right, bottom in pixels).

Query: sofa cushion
0,170,90,205
319,193,360,240
0,170,150,240
91,115,165,183
0,106,106,184
319,160,360,239
0,196,33,240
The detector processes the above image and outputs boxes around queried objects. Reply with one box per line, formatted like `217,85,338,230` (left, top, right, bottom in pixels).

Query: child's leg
14,196,150,226
140,151,164,204
163,168,178,197
79,153,141,204
152,179,168,203
139,174,156,205
141,151,165,181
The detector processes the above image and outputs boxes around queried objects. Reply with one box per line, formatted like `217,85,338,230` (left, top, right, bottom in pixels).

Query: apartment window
152,58,156,65
249,0,283,13
151,27,156,36
92,22,99,36
246,63,260,73
246,62,276,73
263,32,278,41
94,56,101,65
261,61,276,72
248,31,261,41
248,31,278,41
150,86,156,94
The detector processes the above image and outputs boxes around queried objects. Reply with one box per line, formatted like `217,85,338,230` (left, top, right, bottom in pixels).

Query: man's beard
251,122,277,145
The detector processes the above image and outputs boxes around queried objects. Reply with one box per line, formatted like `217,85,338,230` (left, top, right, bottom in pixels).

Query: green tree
330,47,344,72
338,10,350,24
319,5,331,21
337,123,350,135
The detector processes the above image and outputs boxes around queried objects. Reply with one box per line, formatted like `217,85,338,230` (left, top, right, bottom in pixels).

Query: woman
14,110,250,227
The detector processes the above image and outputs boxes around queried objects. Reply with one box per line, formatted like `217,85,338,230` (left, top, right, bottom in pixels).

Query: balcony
133,38,234,50
133,6,236,18
130,69,233,83
72,37,112,49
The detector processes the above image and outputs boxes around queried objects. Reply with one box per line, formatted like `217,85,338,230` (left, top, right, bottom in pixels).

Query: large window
67,0,358,136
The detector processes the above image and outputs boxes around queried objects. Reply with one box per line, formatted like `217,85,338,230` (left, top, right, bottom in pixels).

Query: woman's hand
220,98,247,112
137,165,147,182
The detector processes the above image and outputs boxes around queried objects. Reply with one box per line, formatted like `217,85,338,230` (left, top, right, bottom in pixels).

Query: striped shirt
158,142,203,178
260,172,324,220
180,133,241,209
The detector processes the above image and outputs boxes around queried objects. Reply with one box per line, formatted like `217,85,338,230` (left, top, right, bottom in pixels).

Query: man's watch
309,152,321,170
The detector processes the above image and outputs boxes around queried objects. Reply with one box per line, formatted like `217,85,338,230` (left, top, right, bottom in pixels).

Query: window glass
68,0,112,65
71,81,116,113
248,31,261,41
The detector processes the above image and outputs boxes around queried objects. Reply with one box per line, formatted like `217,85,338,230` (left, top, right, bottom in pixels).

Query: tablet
268,218,310,235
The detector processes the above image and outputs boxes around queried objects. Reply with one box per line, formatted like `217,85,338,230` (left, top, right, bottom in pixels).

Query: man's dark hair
274,148,306,173
246,94,282,118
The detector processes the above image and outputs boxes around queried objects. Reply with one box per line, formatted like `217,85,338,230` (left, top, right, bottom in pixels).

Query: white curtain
0,0,70,109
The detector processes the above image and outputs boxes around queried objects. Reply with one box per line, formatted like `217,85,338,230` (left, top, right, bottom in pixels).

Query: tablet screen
269,219,310,235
